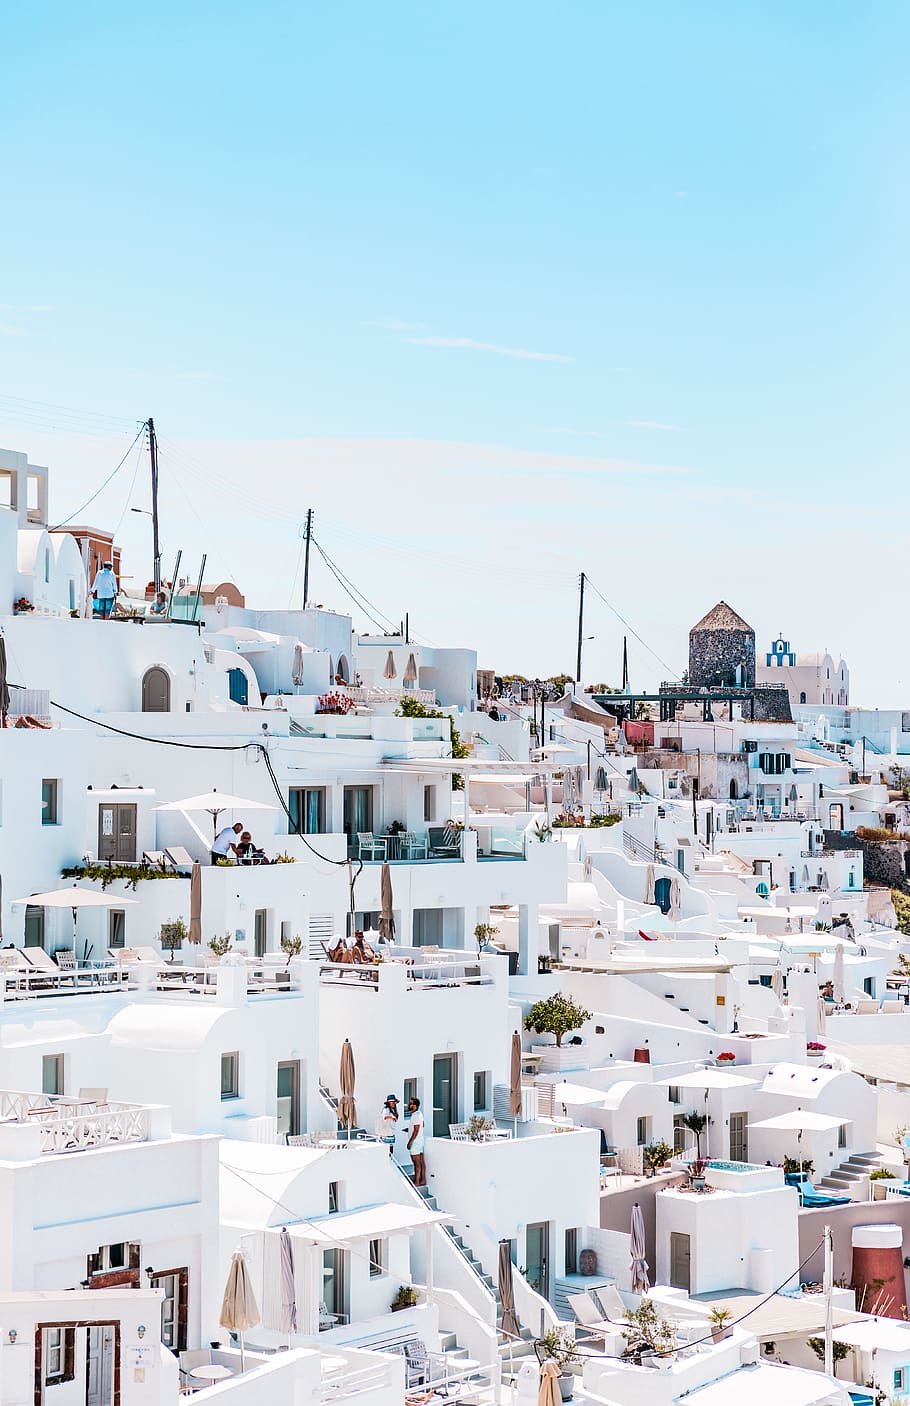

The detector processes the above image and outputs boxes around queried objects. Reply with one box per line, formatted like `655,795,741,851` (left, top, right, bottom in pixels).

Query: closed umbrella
383,651,397,681
403,653,418,686
630,1202,649,1294
338,1038,357,1132
833,943,845,1004
537,1359,562,1406
595,766,608,791
499,1239,520,1341
644,865,656,905
509,1031,522,1123
771,967,784,1000
379,863,395,940
279,1226,297,1340
0,634,9,725
188,862,202,946
817,994,827,1036
668,877,681,924
292,643,305,688
220,1249,260,1371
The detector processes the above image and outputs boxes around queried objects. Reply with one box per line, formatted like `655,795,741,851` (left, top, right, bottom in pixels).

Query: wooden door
98,804,137,863
670,1232,691,1291
86,1324,115,1406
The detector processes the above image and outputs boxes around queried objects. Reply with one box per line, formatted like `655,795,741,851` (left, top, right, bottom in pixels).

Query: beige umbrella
338,1038,357,1132
833,942,845,1003
188,862,202,945
403,652,418,686
220,1249,260,1370
383,650,397,681
499,1239,520,1340
668,877,681,924
292,643,305,688
538,1359,562,1406
509,1031,522,1121
644,865,656,905
14,886,137,962
379,863,395,940
771,966,784,1000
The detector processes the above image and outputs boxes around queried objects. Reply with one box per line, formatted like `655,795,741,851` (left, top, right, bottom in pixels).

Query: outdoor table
190,1364,233,1384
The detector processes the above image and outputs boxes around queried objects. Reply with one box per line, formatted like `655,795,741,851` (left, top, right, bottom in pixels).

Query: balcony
0,1090,164,1158
319,951,499,992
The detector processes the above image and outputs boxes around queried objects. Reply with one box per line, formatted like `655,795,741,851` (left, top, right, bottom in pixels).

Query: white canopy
156,791,276,814
749,1111,850,1132
538,1080,607,1107
12,886,137,909
657,1069,759,1090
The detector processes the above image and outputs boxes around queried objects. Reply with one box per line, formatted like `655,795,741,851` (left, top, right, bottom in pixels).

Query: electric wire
584,576,679,679
48,423,148,531
111,432,149,536
312,537,398,634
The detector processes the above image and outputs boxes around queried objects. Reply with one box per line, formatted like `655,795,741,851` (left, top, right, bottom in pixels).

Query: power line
584,576,678,678
48,424,148,531
312,538,397,634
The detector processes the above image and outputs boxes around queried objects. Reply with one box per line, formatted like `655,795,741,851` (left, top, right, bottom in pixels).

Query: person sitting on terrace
149,590,169,615
821,980,834,1000
327,937,355,964
351,930,376,963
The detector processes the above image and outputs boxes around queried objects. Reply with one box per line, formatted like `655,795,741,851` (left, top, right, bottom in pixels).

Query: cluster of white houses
5,444,910,1406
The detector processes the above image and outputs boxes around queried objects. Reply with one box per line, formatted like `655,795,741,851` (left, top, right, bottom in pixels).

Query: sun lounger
142,850,172,870
784,1172,851,1208
593,1286,629,1325
881,999,905,1014
568,1292,615,1337
164,847,195,869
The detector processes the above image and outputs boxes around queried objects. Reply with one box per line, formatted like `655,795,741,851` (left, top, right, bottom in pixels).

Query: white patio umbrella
13,886,137,962
644,865,656,905
156,790,276,837
833,942,845,1003
220,1249,260,1370
630,1202,649,1294
383,650,397,681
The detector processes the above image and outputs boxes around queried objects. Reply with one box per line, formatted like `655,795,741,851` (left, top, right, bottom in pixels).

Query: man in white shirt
211,822,243,866
91,561,118,618
406,1096,426,1187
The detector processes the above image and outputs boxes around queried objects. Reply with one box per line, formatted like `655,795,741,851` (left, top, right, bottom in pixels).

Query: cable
312,539,395,633
49,424,147,531
312,536,399,633
111,433,148,536
584,576,679,679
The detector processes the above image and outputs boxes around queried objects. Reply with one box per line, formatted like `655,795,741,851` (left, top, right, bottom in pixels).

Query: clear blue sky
1,3,906,699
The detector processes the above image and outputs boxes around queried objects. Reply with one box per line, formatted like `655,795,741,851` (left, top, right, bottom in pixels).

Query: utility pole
576,572,586,683
147,417,161,594
302,508,313,610
622,635,629,692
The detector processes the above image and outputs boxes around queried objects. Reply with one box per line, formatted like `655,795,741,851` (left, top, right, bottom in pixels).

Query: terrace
0,1089,167,1157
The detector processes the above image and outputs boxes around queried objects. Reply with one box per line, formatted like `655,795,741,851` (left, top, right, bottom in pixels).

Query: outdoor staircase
817,1150,883,1196
413,1184,537,1371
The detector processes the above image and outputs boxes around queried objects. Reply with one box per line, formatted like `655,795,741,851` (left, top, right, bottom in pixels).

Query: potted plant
466,1115,495,1142
13,596,33,614
806,1041,826,1058
280,934,303,967
390,1284,418,1313
709,1308,732,1343
715,1051,736,1064
643,1141,673,1177
525,994,592,1048
474,922,500,952
682,1111,708,1160
537,1327,580,1400
209,932,233,957
159,917,188,962
621,1300,675,1366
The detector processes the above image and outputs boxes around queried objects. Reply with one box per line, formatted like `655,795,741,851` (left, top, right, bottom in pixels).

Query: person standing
406,1096,426,1187
211,821,243,865
375,1094,399,1154
91,560,118,619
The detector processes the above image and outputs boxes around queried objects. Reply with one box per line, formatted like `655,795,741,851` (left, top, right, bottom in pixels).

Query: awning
749,1112,850,1132
656,1069,759,1090
285,1202,448,1245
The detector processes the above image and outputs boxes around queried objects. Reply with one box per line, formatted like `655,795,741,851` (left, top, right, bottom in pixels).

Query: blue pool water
707,1160,756,1173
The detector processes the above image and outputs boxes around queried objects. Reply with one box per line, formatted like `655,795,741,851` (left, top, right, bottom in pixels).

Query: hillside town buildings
3,447,910,1406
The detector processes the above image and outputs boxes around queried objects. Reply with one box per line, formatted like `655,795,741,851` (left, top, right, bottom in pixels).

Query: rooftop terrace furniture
164,846,196,869
784,1171,851,1208
854,999,879,1015
142,850,172,870
428,824,461,859
179,1350,211,1391
568,1291,616,1336
593,1286,630,1325
357,832,386,861
881,999,905,1014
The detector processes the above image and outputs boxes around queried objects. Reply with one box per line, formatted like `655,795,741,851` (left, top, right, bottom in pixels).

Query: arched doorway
336,654,350,684
729,779,738,801
142,666,171,712
828,803,844,831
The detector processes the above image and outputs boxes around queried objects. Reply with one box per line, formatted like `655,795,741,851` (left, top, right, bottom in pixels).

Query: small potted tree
621,1300,675,1367
209,932,233,958
474,922,500,953
525,995,592,1071
537,1327,580,1400
159,917,187,963
280,933,303,968
709,1308,732,1343
643,1141,673,1177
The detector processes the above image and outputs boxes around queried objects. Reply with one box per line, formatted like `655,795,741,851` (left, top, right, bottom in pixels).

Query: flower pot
711,1327,732,1344
559,1374,574,1400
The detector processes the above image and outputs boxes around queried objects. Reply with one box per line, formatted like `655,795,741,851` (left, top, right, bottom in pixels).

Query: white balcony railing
0,1091,151,1154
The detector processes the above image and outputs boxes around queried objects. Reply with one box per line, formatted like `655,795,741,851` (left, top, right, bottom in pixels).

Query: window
894,1368,907,1394
343,786,373,841
88,1241,140,1277
667,1086,681,1105
109,909,126,949
424,785,435,823
42,778,59,825
42,1326,75,1384
673,1115,687,1155
42,1053,64,1096
254,909,268,958
636,1116,649,1146
799,692,807,704
403,1078,418,1108
564,1228,578,1276
221,1052,239,1100
473,1071,489,1112
148,1267,188,1351
838,1123,848,1150
328,1181,341,1214
369,1238,384,1278
289,787,326,835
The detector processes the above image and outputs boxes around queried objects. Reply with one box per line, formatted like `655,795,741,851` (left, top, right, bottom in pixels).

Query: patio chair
56,950,78,974
568,1292,614,1335
357,833,386,861
22,948,65,986
404,1341,429,1387
179,1350,212,1390
319,1300,340,1330
164,846,196,870
142,850,172,870
882,999,904,1014
428,824,461,858
855,999,879,1015
78,1087,108,1107
399,832,428,860
593,1286,629,1325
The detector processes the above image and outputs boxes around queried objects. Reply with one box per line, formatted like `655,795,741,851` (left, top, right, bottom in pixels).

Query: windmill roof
690,600,754,634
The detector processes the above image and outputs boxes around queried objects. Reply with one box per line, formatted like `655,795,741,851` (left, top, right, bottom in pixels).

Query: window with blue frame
288,787,326,835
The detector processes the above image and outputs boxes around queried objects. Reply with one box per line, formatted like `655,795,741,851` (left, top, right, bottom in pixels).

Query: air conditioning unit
740,1341,759,1365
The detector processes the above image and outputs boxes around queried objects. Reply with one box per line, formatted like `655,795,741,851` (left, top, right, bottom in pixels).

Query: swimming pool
708,1159,756,1173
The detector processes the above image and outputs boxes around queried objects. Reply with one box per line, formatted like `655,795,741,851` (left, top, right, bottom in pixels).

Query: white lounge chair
568,1292,614,1335
593,1286,629,1324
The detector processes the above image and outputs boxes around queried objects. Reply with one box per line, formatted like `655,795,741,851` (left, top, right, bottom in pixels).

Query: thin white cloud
0,323,25,337
626,420,681,431
176,372,215,381
406,335,573,364
0,304,55,313
367,318,427,332
543,427,608,440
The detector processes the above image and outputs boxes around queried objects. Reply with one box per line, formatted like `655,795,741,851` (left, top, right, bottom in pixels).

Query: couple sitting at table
327,930,376,964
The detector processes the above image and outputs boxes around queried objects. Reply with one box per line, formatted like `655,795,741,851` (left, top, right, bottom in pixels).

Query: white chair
593,1286,629,1325
357,833,386,861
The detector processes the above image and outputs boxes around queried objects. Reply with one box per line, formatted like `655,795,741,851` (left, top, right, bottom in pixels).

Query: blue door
228,668,249,705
